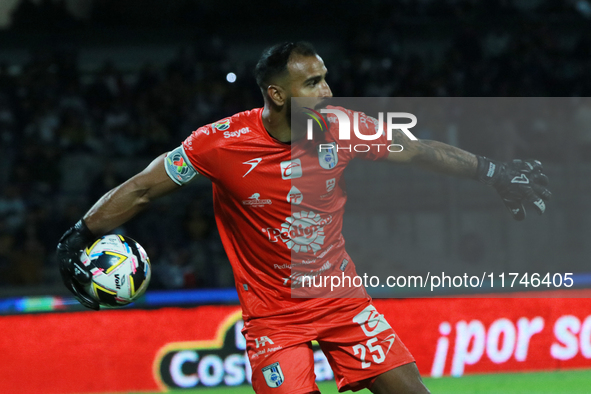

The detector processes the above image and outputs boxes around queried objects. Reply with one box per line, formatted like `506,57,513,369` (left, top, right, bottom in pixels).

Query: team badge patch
262,362,284,387
213,119,231,131
318,143,338,169
164,146,198,185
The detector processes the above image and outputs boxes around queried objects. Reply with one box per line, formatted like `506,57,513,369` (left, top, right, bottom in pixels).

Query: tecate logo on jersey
224,127,251,138
262,211,333,254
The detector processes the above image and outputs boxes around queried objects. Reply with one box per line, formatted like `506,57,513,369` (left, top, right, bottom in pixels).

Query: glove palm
56,220,100,310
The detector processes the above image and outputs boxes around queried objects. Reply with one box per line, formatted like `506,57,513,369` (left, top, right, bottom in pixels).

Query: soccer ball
80,234,151,307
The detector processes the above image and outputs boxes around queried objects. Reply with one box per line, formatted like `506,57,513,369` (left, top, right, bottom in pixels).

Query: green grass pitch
125,369,591,394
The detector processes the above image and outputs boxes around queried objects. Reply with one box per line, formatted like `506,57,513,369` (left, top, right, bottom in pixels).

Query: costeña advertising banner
2,294,591,394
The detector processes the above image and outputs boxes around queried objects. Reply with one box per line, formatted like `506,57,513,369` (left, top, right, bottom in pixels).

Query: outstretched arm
386,135,551,221
57,148,199,310
84,153,183,235
386,139,478,178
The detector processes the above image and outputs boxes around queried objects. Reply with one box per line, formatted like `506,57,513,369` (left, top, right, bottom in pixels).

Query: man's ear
267,84,287,107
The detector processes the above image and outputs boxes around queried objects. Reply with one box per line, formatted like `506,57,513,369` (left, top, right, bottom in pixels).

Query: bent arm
387,138,478,179
83,153,187,235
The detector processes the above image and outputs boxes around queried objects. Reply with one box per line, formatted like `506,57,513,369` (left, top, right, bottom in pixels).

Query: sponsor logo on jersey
272,259,317,270
242,158,262,177
353,305,393,337
213,119,231,131
382,333,396,356
318,142,338,169
287,185,303,205
262,362,284,387
242,193,272,207
224,127,251,139
276,245,334,269
320,178,337,199
252,337,282,359
280,159,302,179
326,178,336,192
262,211,333,254
283,261,332,286
255,336,274,348
339,258,349,271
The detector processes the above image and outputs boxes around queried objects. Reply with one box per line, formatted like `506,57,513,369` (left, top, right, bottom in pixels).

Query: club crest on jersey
262,362,284,387
213,119,231,131
318,142,338,169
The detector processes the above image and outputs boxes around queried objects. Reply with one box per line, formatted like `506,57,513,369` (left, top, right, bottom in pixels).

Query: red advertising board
1,295,591,393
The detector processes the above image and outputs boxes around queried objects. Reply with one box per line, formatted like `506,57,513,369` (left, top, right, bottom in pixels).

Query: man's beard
287,98,307,141
313,97,331,110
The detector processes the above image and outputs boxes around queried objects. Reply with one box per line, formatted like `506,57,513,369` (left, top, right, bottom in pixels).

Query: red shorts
243,300,415,393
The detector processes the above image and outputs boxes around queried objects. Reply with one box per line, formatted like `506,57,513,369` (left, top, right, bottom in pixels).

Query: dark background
1,0,590,297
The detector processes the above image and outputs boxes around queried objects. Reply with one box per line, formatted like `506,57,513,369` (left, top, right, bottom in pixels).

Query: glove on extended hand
476,156,551,221
56,219,100,310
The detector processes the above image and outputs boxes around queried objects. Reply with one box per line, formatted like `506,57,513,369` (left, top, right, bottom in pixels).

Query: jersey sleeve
350,111,389,161
329,108,389,162
179,124,220,180
164,145,199,185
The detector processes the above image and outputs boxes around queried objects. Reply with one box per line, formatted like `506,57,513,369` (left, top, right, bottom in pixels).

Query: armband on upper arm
164,146,199,185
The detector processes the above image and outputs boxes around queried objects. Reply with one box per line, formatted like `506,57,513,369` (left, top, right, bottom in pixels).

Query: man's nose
320,81,332,97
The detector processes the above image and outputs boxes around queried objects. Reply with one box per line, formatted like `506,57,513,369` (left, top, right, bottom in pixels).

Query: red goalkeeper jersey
180,107,389,320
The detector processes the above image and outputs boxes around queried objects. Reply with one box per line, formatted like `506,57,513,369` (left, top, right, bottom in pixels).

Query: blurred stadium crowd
1,0,591,293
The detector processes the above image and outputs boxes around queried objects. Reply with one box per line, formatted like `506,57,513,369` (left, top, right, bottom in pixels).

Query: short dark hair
254,41,317,90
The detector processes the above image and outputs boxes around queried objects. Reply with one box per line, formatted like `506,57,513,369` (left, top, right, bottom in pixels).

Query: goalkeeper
56,42,550,394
